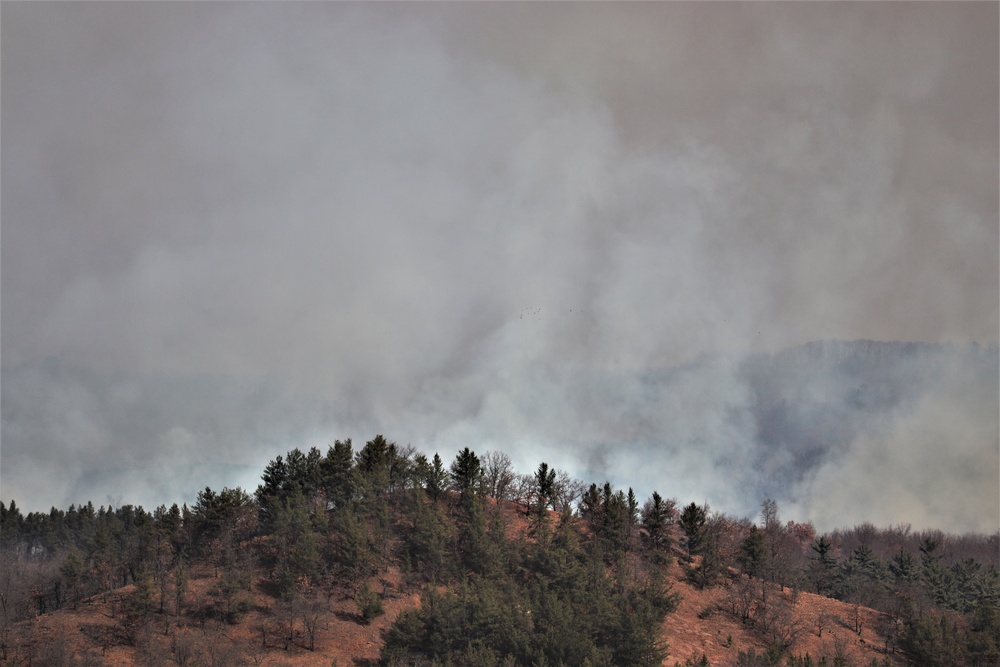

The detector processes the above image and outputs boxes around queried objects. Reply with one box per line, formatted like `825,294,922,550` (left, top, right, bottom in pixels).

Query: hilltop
1,433,998,666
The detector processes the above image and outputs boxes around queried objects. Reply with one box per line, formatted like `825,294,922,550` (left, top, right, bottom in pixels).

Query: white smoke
2,4,996,531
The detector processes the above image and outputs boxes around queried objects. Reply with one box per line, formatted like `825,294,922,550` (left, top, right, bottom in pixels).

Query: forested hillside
2,436,998,666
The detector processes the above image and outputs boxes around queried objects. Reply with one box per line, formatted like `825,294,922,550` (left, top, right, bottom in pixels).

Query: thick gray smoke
2,4,997,532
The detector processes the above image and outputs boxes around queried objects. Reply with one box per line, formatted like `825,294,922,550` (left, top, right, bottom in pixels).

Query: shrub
355,582,383,623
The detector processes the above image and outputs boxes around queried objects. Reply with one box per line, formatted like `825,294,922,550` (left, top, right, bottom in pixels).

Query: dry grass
4,510,900,667
660,559,893,665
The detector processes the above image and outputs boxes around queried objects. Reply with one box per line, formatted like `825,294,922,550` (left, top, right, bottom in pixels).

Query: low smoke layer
2,4,997,532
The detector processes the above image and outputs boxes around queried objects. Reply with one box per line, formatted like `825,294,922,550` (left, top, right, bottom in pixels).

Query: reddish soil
7,557,899,667
5,506,900,667
660,560,894,666
11,562,418,667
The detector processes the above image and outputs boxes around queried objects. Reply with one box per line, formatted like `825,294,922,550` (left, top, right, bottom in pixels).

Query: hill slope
2,495,926,667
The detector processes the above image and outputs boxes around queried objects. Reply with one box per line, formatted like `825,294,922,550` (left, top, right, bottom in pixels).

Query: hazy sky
3,3,997,532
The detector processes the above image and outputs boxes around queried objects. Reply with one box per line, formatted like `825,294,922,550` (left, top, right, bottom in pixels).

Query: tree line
1,435,998,666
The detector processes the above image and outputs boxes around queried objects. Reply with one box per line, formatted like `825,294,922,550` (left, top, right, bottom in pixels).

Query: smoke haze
2,3,997,533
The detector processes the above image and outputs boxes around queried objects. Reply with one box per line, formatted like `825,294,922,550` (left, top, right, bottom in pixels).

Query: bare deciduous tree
817,611,836,638
725,575,762,623
296,588,330,651
482,451,516,503
550,470,585,514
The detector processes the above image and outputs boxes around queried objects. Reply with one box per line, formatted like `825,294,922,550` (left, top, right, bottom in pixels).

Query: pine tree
580,483,602,529
640,492,674,563
458,491,495,575
738,525,767,578
320,438,355,510
920,537,956,609
966,601,1000,665
535,462,557,513
357,435,393,500
256,455,288,530
679,502,707,557
272,491,323,597
450,448,484,497
419,453,449,501
600,488,631,558
809,536,838,596
403,489,451,583
59,549,84,610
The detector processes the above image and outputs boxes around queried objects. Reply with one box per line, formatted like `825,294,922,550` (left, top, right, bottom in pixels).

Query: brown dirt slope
5,555,899,667
661,560,894,666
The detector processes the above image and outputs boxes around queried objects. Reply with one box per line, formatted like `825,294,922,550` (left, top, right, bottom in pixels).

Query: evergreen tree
415,452,449,502
327,502,375,582
403,489,452,583
900,610,967,667
808,536,838,596
640,491,674,562
283,446,324,498
354,436,396,563
271,491,323,597
0,500,25,542
451,447,484,496
458,490,495,576
534,462,557,513
890,547,919,583
59,549,84,610
950,557,996,614
835,544,890,610
320,438,355,510
920,536,956,609
356,435,397,502
599,488,631,558
966,601,1000,665
382,479,678,667
686,525,725,589
738,525,768,578
679,502,708,557
627,488,639,528
256,455,288,530
580,483,603,529
153,503,183,552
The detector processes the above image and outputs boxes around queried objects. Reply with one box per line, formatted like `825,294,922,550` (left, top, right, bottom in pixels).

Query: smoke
0,362,341,511
784,346,1000,533
2,4,997,531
